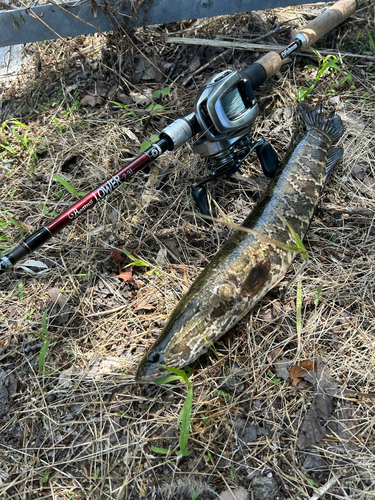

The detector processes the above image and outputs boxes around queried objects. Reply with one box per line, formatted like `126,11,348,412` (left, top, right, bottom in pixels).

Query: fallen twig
310,468,349,500
319,203,375,217
166,36,375,60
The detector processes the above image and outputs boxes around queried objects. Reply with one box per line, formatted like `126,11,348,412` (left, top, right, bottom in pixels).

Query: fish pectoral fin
321,147,344,194
326,147,344,173
240,259,271,298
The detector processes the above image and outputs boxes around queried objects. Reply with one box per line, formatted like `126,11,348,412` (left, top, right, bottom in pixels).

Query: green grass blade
8,218,24,229
296,280,302,338
154,375,183,385
42,309,48,336
367,26,375,52
39,338,51,376
278,215,308,261
179,386,193,453
53,174,80,197
162,365,189,384
151,446,170,454
122,248,151,267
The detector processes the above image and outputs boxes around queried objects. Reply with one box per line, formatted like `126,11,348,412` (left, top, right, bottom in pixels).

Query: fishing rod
0,0,367,275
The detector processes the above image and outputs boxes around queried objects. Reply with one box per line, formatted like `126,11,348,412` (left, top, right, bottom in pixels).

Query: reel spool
191,70,279,216
192,70,258,165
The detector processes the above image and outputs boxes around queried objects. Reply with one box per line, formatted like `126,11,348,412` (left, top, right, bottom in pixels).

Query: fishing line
221,87,247,120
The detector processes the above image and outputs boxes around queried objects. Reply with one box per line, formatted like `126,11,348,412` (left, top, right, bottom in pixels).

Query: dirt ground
0,2,375,499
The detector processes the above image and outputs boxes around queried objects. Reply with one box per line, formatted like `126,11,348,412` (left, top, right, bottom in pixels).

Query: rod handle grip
296,0,357,48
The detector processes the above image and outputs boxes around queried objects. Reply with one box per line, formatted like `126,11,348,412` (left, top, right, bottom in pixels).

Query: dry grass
0,3,375,499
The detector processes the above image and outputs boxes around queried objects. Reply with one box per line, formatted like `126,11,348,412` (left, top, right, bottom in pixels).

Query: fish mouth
135,365,171,384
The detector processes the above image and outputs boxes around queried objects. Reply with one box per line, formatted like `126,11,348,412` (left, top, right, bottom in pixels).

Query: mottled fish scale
136,104,344,383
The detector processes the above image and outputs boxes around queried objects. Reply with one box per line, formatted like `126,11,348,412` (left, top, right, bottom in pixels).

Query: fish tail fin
299,102,344,142
324,112,344,141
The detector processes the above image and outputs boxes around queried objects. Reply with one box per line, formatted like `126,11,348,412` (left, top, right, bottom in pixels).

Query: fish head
135,297,206,383
135,280,242,383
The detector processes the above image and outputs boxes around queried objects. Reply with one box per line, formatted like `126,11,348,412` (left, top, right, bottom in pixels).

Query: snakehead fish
135,104,344,383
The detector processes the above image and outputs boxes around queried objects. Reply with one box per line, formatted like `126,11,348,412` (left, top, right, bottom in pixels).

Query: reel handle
256,141,279,178
192,139,279,216
192,185,216,218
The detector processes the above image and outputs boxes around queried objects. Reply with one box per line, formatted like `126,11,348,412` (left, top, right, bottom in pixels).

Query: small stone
242,425,258,443
302,452,328,471
251,476,279,500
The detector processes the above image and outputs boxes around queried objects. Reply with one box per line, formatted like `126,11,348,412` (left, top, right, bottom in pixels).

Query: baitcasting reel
191,70,279,216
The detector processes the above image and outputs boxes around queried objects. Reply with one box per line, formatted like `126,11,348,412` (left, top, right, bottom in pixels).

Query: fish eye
148,352,161,364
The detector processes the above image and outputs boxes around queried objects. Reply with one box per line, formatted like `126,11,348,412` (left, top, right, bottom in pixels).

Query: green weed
77,121,88,130
267,371,281,386
41,471,50,483
22,308,36,321
18,281,24,300
201,413,210,426
153,87,171,99
350,36,366,54
200,325,220,360
306,478,320,488
122,247,160,277
140,134,159,152
215,389,233,402
297,50,353,100
278,215,309,354
314,284,323,307
52,117,67,134
110,101,139,119
53,174,87,197
146,87,171,115
367,26,375,52
61,92,80,119
194,212,310,258
40,203,58,218
153,366,193,456
147,103,164,113
0,120,44,164
296,280,302,349
0,211,24,232
204,451,214,464
278,215,308,262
